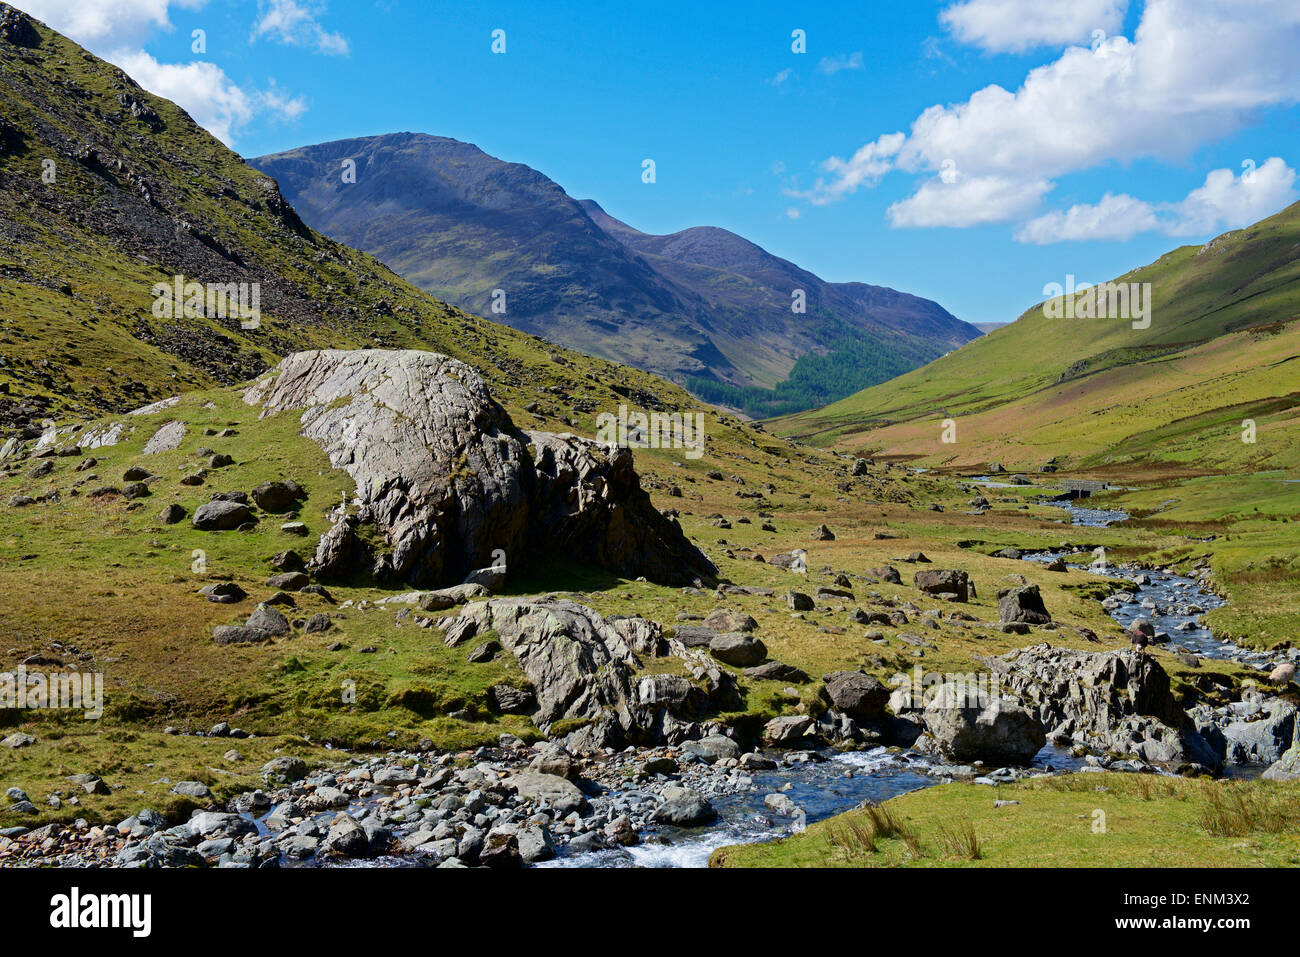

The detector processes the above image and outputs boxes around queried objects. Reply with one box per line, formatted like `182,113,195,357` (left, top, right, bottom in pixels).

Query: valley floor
0,382,1296,866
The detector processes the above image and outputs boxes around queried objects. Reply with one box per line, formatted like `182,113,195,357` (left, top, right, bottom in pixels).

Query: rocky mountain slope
775,201,1300,475
250,133,979,416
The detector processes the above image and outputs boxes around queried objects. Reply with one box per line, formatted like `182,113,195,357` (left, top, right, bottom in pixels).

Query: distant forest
689,331,927,419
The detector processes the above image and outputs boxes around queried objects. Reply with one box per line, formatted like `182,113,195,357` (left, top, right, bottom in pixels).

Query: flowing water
546,486,1279,867
541,748,935,868
544,745,1088,868
1032,500,1290,672
301,484,1276,868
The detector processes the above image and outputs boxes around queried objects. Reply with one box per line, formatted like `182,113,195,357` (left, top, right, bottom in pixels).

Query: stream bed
295,489,1280,869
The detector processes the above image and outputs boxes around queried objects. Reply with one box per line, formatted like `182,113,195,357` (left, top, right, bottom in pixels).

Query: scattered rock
709,633,767,667
997,584,1052,625
251,480,306,513
650,789,716,827
504,771,587,815
192,500,253,531
823,672,890,720
913,569,972,602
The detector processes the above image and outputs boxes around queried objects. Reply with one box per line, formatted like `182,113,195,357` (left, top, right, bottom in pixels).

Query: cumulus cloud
17,0,312,146
252,0,349,56
1168,157,1298,235
1014,159,1298,243
15,0,207,50
1014,192,1160,244
939,0,1128,54
113,51,307,145
796,0,1300,230
889,174,1052,228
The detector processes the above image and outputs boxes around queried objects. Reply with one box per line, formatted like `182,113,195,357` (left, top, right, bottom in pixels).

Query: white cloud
816,52,864,75
940,0,1128,54
17,0,311,145
1014,159,1298,243
252,0,349,56
14,0,207,50
767,68,794,87
790,132,904,205
795,0,1300,233
1167,157,1298,235
108,53,253,143
1014,192,1159,243
889,174,1051,228
114,51,307,145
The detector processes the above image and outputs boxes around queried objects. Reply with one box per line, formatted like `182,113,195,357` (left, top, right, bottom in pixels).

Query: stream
287,486,1280,869
545,493,1205,868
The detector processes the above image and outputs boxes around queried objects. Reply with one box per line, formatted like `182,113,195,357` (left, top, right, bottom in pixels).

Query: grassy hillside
774,201,1300,474
0,8,1291,874
7,372,1265,829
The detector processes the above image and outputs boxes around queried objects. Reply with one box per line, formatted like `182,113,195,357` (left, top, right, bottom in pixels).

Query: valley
0,3,1296,875
251,134,979,416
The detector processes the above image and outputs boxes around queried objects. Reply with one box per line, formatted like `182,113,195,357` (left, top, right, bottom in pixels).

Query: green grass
772,200,1300,477
1,11,1295,868
9,371,1257,832
710,773,1300,868
0,730,336,830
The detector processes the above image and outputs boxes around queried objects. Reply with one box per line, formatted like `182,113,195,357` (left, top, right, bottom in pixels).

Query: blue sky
19,0,1300,325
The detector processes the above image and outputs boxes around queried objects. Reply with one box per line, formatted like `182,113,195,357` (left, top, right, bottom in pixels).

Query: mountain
3,5,1298,876
250,133,979,416
774,202,1300,474
0,6,713,445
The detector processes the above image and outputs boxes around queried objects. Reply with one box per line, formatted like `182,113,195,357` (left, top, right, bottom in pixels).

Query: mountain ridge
250,132,980,415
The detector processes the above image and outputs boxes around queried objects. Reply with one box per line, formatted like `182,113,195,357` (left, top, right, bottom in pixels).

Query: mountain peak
254,138,978,415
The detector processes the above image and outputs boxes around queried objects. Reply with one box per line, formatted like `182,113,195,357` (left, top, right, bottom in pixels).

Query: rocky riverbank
0,728,1084,869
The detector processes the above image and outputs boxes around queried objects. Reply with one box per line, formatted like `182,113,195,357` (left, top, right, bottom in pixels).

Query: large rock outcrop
439,597,648,733
437,597,732,750
243,350,715,588
987,645,1216,767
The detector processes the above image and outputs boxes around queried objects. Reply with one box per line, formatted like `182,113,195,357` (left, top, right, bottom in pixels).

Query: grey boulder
922,683,1046,764
192,500,252,531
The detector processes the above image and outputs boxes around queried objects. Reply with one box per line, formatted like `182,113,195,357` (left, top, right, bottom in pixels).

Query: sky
14,0,1300,326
